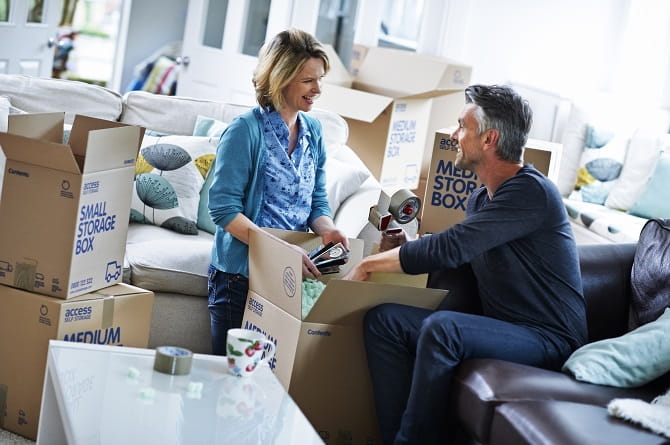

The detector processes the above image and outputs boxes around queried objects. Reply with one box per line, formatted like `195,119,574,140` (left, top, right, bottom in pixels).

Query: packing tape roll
153,346,193,375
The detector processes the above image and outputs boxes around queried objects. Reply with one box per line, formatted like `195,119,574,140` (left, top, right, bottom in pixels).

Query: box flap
249,229,364,319
318,83,393,122
69,115,142,172
355,47,470,96
323,44,353,88
304,279,446,324
0,133,80,173
397,88,464,101
7,112,64,143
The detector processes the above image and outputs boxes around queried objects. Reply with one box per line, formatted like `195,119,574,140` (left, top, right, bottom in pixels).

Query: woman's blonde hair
253,28,330,110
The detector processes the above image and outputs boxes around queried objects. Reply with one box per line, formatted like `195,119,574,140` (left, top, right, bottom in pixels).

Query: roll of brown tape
153,346,193,375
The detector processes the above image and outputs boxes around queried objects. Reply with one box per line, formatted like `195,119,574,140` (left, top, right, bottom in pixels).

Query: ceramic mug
226,328,276,377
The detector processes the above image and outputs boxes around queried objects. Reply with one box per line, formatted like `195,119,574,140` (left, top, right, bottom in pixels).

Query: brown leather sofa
428,243,670,445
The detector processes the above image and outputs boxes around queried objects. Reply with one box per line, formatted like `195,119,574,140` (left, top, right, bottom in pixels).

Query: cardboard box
318,46,471,191
0,283,154,440
0,113,143,298
242,229,447,444
348,43,370,78
419,128,563,235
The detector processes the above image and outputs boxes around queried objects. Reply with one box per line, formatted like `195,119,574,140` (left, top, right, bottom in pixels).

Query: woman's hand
287,243,322,279
320,228,350,251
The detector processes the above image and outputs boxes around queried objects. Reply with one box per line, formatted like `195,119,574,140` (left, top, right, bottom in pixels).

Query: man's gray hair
464,85,533,162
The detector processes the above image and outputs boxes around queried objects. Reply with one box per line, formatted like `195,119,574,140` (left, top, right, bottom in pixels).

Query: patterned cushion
573,135,629,205
130,134,218,234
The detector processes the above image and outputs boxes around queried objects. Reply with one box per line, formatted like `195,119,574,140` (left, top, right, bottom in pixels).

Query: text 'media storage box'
0,283,154,440
318,46,471,191
419,128,563,235
0,112,143,299
242,229,447,444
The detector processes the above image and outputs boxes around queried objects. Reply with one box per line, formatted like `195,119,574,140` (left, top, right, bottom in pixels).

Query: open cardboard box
318,46,471,191
242,228,447,444
419,128,563,235
0,112,143,298
0,282,154,440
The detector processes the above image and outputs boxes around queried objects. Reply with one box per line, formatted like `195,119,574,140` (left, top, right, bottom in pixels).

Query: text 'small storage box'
242,229,447,444
419,128,563,235
0,283,154,440
318,46,472,191
0,112,143,298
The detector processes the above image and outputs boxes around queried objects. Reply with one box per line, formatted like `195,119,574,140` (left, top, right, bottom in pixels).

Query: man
344,84,587,444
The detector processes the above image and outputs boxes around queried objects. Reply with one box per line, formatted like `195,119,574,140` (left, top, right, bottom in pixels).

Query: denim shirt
256,107,315,231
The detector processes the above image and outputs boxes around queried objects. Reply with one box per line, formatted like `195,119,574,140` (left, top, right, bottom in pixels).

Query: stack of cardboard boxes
0,113,154,440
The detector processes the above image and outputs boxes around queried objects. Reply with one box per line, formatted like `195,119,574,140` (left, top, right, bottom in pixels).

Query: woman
207,28,349,354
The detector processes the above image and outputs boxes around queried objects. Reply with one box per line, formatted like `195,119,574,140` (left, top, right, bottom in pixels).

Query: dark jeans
207,264,249,355
364,303,572,445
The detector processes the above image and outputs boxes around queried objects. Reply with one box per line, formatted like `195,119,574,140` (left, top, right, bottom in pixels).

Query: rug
0,429,35,445
608,387,670,438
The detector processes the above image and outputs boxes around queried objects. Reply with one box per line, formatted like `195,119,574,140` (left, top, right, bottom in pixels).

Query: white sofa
510,83,670,244
0,74,383,353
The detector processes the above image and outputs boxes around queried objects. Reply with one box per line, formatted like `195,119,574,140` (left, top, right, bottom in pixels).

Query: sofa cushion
564,198,647,243
0,74,123,124
490,401,667,445
562,308,670,387
121,91,249,136
452,358,667,444
605,129,664,211
629,154,670,219
125,223,212,296
131,134,217,234
631,218,670,326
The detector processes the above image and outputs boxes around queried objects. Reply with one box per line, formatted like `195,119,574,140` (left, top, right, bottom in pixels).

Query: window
240,0,270,56
0,0,9,22
315,0,359,68
27,0,44,23
378,0,424,51
202,0,229,48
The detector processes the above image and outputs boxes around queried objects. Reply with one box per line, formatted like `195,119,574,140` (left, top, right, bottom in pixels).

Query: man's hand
379,228,408,252
342,247,404,282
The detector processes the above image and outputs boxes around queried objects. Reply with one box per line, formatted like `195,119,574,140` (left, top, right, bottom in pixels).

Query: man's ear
483,128,499,147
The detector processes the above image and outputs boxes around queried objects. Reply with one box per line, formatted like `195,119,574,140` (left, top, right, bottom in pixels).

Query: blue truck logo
105,261,121,282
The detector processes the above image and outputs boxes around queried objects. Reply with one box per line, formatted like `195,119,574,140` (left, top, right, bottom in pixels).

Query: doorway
54,0,122,87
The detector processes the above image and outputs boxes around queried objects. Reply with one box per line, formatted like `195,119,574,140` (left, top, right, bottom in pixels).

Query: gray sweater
401,165,587,350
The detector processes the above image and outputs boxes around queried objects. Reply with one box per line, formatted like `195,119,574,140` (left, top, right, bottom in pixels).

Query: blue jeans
364,303,572,445
207,265,249,355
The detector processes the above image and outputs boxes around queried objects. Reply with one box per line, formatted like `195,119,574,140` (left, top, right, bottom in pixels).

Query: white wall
441,0,627,100
439,0,670,110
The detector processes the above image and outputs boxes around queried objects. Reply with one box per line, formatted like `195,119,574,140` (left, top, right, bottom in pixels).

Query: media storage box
420,128,562,235
0,112,143,298
242,229,446,444
319,46,471,191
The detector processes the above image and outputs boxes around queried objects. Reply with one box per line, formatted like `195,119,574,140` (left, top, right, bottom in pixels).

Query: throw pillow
193,115,228,138
630,218,670,328
605,129,663,211
325,155,371,216
562,308,670,387
197,160,217,234
190,116,227,234
557,105,589,197
628,154,670,219
130,134,217,234
573,135,629,205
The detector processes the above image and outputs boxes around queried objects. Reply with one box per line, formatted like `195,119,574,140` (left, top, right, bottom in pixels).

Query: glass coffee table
37,340,323,445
